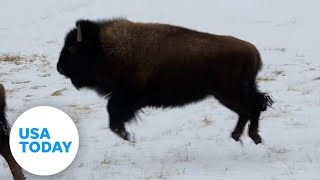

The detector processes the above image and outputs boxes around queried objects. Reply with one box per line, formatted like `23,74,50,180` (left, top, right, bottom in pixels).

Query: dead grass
29,53,47,62
202,116,213,127
302,89,312,95
30,85,46,89
67,104,78,108
314,76,320,80
100,156,112,165
268,147,290,154
147,161,169,180
287,86,298,91
264,47,287,52
51,88,67,96
46,40,56,44
0,53,48,65
257,70,284,83
11,80,30,84
94,153,116,171
257,77,276,82
76,106,91,111
272,70,285,76
0,54,25,62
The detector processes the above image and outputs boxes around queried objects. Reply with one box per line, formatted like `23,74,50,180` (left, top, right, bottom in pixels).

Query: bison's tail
261,92,273,111
254,88,273,112
0,84,10,137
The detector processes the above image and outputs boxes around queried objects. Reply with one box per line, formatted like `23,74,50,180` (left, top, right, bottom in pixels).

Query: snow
1,0,320,179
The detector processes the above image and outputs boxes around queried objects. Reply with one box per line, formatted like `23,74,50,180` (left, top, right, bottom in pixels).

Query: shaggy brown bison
0,84,25,180
57,18,273,144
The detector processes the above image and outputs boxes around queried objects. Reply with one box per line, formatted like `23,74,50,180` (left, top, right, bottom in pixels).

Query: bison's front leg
107,96,136,142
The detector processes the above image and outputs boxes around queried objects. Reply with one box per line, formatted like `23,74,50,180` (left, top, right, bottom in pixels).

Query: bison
57,18,273,144
0,84,25,180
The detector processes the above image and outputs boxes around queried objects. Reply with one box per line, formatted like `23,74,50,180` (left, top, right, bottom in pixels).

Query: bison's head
57,20,102,89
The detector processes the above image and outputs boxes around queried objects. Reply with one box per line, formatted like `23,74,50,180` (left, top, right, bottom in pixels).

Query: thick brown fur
57,18,273,144
0,84,25,180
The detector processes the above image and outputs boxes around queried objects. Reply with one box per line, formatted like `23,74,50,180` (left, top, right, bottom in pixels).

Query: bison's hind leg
236,83,273,144
214,82,272,144
247,88,273,144
231,114,250,143
107,96,137,142
213,86,252,143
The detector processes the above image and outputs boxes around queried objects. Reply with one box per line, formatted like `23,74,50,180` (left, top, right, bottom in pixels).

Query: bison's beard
70,76,98,91
71,79,83,90
70,77,111,97
70,78,90,90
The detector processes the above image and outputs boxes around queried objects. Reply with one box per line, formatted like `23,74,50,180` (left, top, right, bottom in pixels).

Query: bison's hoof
249,133,262,144
231,132,241,142
120,130,135,143
113,128,135,143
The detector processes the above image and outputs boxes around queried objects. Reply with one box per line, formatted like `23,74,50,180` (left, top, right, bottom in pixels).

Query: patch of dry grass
100,156,112,165
202,116,213,126
30,85,46,89
257,77,276,82
302,89,312,95
272,70,285,76
46,40,56,44
29,53,47,62
11,80,30,84
287,86,298,91
264,47,287,52
0,54,25,62
314,76,320,80
51,88,67,96
0,53,48,65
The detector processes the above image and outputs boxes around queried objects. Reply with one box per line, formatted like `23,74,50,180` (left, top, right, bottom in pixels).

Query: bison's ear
75,20,99,43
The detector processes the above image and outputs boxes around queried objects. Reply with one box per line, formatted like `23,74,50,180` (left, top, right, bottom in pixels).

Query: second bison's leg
0,136,25,180
107,97,136,142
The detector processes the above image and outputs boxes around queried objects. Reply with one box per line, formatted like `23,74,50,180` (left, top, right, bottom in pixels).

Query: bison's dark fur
57,18,273,144
0,84,25,180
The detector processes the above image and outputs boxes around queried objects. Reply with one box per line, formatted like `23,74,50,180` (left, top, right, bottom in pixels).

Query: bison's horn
77,24,82,42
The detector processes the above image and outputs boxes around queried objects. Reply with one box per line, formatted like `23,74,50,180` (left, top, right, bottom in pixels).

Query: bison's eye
68,45,78,54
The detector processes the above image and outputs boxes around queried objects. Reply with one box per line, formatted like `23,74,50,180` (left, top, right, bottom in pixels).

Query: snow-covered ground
1,0,320,179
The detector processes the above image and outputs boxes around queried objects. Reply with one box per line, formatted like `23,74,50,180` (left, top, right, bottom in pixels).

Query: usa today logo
10,106,79,176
